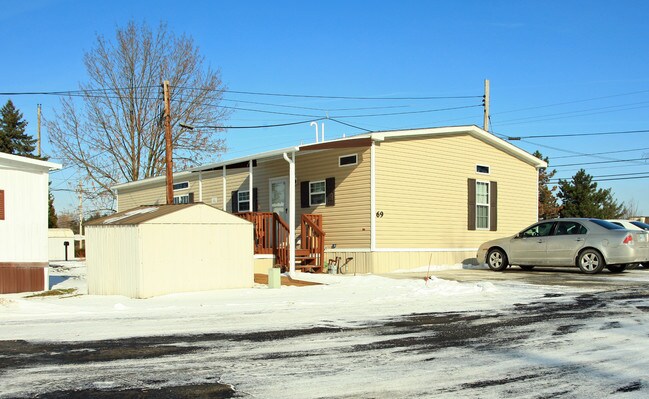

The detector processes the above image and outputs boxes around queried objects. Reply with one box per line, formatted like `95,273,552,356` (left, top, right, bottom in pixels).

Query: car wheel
519,265,535,271
577,249,605,274
487,248,508,271
606,264,627,273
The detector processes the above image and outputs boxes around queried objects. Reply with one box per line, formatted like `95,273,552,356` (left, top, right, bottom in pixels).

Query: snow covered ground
2,261,649,398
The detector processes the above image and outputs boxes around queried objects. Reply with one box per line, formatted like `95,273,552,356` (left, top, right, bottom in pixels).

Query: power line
174,86,483,100
550,171,649,182
505,128,649,140
492,88,649,116
552,146,649,159
552,157,648,168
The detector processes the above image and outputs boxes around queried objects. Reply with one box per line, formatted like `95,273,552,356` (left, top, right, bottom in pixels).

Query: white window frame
173,181,189,191
476,164,490,175
309,180,326,206
339,153,358,167
476,180,490,230
173,194,190,204
238,190,251,212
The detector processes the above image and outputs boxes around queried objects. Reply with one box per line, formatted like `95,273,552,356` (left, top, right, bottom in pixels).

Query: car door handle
537,239,544,243
575,238,584,242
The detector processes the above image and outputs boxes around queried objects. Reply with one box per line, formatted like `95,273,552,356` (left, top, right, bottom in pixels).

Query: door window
521,222,554,238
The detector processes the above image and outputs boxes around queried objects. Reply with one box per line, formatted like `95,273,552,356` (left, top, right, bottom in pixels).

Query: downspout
249,159,253,210
283,151,296,277
198,171,203,202
370,140,376,252
222,165,227,211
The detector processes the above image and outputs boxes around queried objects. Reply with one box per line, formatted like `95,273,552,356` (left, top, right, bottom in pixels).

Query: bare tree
620,198,639,219
48,21,229,211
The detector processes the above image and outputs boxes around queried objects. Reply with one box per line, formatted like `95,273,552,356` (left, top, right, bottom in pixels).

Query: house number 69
376,211,384,218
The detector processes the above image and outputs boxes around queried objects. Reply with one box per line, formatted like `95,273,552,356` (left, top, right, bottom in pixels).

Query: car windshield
590,219,624,230
631,221,649,230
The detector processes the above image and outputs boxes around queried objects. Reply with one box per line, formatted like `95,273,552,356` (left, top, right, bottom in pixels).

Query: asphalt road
2,268,649,398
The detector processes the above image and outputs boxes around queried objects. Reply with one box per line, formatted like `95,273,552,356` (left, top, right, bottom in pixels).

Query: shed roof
86,203,250,226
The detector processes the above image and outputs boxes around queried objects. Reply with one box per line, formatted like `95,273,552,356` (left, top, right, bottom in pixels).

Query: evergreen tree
534,151,561,220
0,100,36,156
558,169,623,219
48,182,57,228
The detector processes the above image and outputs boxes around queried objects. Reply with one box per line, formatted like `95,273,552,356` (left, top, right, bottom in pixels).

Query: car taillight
623,234,633,244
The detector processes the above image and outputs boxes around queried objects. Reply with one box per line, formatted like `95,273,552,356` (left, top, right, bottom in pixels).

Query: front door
269,177,289,222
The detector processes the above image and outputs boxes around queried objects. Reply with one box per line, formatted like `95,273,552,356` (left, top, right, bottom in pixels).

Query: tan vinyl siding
374,134,538,249
296,148,371,249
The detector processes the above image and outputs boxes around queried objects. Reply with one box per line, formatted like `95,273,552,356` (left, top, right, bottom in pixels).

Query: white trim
0,151,61,170
269,176,289,220
476,164,490,175
112,125,546,192
370,142,376,252
198,172,203,202
222,166,227,211
324,247,478,253
173,193,191,204
254,254,275,259
338,153,358,167
536,168,540,221
308,180,326,206
325,248,371,252
248,159,253,210
374,247,479,253
237,190,251,212
173,181,189,191
475,180,490,230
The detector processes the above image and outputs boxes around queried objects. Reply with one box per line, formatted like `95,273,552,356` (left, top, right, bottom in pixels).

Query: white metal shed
86,203,254,298
48,228,76,261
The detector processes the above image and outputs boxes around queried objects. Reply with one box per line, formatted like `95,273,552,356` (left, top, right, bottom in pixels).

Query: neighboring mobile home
0,152,61,293
113,125,546,274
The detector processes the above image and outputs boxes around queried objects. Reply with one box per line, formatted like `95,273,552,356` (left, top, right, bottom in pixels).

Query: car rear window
590,219,625,230
631,221,649,230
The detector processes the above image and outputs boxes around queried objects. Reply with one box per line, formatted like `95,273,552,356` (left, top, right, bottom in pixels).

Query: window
476,165,490,174
476,181,489,229
309,181,326,206
173,181,189,191
238,190,250,212
521,222,554,238
590,219,625,230
174,194,190,204
554,221,587,236
0,189,4,220
339,154,358,167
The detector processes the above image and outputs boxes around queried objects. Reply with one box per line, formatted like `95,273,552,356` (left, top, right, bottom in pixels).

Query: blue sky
2,0,649,215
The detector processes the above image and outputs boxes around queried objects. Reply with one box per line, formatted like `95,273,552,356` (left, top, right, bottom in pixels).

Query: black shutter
188,192,195,203
300,181,310,208
467,179,476,230
253,188,258,211
231,190,238,213
490,181,497,231
325,177,335,206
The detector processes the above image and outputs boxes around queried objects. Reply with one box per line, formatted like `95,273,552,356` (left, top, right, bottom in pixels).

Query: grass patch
26,288,77,298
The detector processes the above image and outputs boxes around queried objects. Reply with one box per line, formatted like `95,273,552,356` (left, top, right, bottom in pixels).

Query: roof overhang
112,125,546,192
0,152,62,171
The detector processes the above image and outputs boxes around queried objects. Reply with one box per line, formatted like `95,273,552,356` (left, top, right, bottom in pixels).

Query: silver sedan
477,218,649,274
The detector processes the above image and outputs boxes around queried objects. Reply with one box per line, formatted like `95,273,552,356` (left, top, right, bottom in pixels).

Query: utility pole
163,80,173,205
78,180,84,249
37,104,42,157
483,79,490,132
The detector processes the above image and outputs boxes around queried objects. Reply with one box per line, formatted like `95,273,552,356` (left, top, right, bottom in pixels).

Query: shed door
269,177,288,222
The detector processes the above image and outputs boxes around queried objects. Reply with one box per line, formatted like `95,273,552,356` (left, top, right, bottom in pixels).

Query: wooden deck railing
235,212,290,269
235,212,325,272
300,214,325,271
